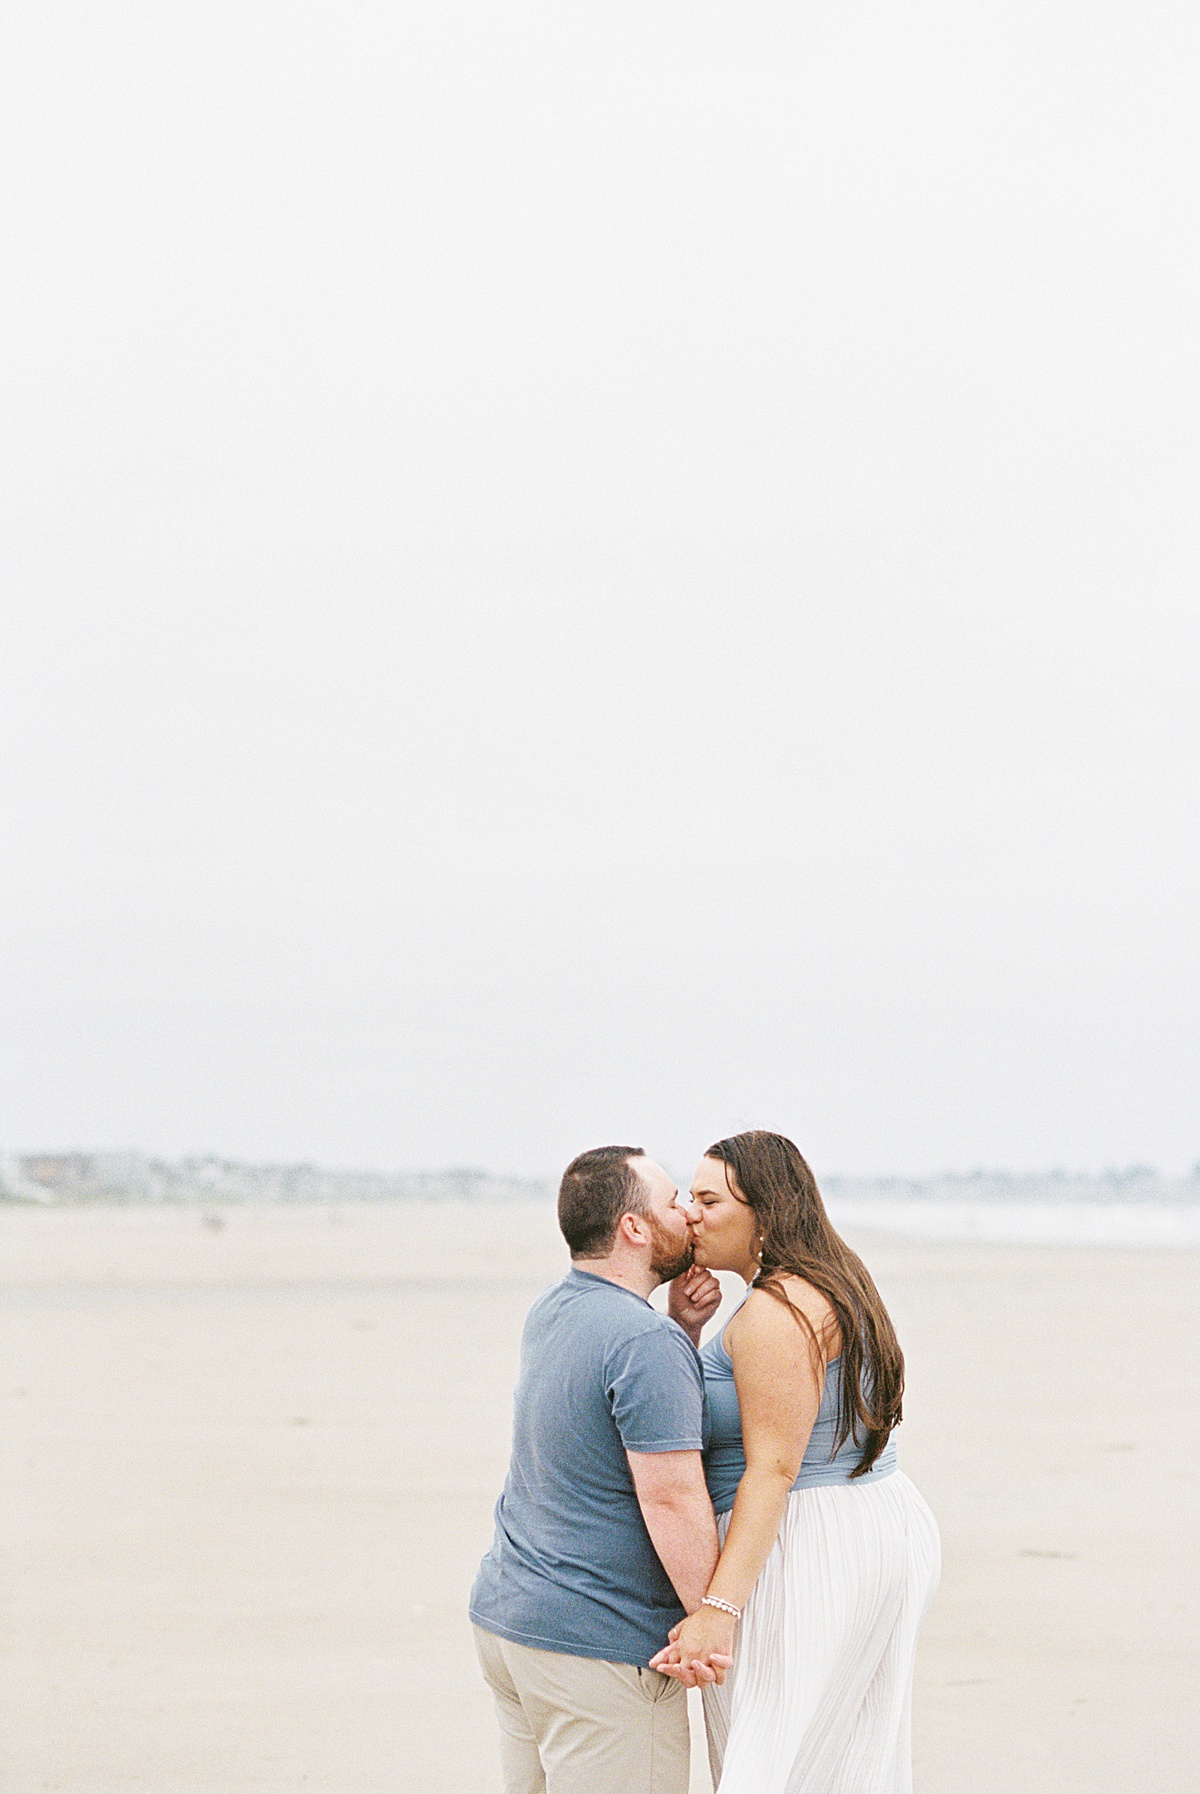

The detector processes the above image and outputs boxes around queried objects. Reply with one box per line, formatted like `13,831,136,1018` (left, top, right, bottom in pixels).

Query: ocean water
825,1194,1200,1247
823,1172,1200,1247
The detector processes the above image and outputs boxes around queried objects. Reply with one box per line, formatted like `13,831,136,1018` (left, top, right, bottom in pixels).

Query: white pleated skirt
702,1471,940,1794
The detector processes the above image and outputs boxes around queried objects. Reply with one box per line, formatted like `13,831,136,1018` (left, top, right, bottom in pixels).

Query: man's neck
571,1253,658,1302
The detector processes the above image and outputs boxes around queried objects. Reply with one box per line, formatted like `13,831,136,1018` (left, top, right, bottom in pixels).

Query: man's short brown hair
557,1145,649,1258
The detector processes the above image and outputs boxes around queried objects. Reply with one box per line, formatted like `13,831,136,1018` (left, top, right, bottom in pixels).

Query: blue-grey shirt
469,1267,706,1665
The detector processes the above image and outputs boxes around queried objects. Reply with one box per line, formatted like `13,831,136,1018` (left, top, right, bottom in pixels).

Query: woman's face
684,1155,759,1277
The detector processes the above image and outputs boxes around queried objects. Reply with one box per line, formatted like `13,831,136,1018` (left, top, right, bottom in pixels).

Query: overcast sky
2,2,1197,1179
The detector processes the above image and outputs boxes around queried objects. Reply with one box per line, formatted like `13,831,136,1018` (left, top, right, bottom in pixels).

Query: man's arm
627,1448,719,1615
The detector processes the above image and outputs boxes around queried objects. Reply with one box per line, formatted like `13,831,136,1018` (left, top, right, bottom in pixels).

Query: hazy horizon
3,1144,1197,1189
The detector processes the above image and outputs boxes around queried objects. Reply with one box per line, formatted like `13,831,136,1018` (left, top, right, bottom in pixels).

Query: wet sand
1,1201,1197,1792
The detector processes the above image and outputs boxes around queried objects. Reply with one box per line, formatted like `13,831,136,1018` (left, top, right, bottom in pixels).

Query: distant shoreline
3,1151,1198,1246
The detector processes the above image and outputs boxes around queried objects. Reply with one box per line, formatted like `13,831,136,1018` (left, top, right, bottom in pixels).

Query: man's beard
648,1215,693,1283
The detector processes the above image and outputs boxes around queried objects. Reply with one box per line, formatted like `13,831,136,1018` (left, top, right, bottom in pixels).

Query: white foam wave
826,1197,1200,1248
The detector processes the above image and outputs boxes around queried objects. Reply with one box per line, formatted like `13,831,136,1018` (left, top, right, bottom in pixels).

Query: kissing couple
470,1133,940,1794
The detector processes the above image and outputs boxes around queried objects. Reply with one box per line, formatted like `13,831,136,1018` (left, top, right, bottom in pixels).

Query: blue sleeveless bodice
700,1325,897,1514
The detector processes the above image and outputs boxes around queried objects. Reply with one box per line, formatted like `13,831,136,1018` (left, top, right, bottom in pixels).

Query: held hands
649,1604,736,1687
667,1266,723,1343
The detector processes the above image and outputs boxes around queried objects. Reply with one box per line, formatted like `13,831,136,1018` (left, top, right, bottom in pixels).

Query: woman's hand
667,1266,723,1344
649,1604,736,1685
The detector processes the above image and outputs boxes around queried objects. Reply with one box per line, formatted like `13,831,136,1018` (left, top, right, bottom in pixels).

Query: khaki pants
472,1625,690,1794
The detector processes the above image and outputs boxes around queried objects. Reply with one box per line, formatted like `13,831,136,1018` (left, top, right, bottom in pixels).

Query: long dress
699,1331,940,1794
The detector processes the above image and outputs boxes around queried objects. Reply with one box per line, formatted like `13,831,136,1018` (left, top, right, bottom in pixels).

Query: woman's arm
649,1285,828,1679
666,1265,723,1347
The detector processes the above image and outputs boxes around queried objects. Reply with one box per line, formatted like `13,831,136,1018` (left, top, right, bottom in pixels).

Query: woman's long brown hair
706,1130,904,1476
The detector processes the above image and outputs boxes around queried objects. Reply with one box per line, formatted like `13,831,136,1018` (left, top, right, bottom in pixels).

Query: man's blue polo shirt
469,1266,706,1666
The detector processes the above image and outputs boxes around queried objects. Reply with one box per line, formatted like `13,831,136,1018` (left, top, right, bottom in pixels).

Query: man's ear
617,1209,651,1248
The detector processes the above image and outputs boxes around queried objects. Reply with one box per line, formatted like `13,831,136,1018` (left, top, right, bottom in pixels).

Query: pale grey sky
2,2,1197,1178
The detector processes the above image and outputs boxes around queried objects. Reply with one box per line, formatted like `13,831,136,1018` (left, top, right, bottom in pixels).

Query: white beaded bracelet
701,1595,742,1620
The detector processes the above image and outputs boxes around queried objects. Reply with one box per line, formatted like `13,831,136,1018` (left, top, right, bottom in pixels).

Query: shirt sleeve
605,1322,705,1453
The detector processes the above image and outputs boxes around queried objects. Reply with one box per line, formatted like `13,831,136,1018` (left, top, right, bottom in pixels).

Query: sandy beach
1,1200,1197,1793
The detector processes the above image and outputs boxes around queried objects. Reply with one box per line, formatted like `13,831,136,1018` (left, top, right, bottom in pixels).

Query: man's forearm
638,1494,720,1614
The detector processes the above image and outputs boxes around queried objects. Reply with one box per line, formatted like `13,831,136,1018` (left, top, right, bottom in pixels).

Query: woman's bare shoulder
726,1276,840,1358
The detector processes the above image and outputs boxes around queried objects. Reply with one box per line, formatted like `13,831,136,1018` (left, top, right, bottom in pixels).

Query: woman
652,1131,940,1793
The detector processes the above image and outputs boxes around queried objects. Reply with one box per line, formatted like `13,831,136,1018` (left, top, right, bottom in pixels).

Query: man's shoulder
619,1302,693,1344
601,1305,702,1384
530,1273,697,1355
566,1273,690,1340
535,1268,652,1320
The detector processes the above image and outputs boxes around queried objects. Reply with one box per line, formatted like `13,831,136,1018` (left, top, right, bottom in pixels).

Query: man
470,1145,723,1794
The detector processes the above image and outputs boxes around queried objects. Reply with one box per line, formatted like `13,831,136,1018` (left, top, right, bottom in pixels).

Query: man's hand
667,1266,723,1344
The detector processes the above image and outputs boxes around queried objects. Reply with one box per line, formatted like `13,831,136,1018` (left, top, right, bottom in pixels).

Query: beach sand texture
2,1201,1197,1792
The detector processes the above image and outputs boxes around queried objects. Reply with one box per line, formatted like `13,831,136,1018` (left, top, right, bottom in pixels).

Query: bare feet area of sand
1,1201,1197,1792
